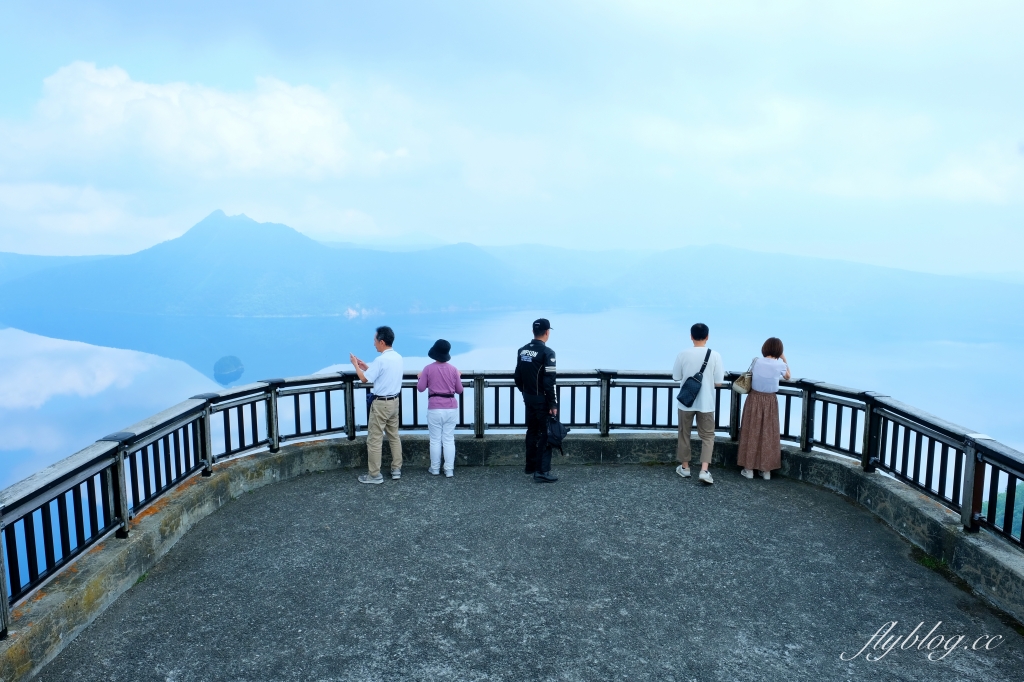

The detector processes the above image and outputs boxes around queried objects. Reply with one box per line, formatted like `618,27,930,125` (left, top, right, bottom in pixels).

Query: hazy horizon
3,2,1024,276
2,3,1023,488
5,209,1024,284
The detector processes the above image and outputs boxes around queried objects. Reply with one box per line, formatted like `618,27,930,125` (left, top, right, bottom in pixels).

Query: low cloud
0,328,214,409
633,97,1024,203
32,62,353,179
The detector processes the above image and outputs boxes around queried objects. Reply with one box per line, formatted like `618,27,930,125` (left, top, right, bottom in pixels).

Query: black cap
427,339,452,362
532,318,552,335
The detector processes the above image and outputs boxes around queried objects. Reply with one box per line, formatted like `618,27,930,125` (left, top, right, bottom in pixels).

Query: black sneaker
533,471,558,483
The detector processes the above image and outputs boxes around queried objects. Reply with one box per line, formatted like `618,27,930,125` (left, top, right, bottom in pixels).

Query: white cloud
30,62,354,179
0,182,129,234
0,181,186,254
0,327,212,409
633,96,1024,203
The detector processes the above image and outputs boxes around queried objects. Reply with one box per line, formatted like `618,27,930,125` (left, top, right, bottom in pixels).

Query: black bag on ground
676,349,712,408
547,417,570,454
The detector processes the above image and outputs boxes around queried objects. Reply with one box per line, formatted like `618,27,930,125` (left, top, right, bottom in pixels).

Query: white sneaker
698,470,714,485
760,470,771,480
444,470,454,478
391,469,402,480
740,468,754,479
675,465,691,479
428,467,440,476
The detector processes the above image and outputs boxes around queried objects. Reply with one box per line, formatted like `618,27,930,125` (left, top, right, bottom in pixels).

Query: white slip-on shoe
444,470,454,478
760,470,771,480
698,470,714,485
428,468,440,475
740,468,754,479
676,464,691,479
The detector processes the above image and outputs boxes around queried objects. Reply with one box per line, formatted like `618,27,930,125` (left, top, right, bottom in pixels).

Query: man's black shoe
524,468,537,475
533,471,558,483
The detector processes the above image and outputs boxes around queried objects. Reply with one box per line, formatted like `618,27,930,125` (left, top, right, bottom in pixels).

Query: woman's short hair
761,337,784,358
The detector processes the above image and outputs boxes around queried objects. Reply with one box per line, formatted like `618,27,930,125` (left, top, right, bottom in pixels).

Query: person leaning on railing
417,339,464,478
737,337,791,481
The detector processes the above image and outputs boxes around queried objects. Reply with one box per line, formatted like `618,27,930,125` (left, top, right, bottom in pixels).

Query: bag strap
693,348,712,381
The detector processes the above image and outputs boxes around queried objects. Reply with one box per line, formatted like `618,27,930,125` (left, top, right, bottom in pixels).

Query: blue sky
1,1,1022,274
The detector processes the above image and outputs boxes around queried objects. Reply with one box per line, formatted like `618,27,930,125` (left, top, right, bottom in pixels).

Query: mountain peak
170,211,321,251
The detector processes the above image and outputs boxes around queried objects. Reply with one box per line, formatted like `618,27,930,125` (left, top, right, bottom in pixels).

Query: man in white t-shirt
350,325,404,484
671,323,725,484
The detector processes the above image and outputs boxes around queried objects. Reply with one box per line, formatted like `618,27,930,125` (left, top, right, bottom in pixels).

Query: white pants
427,409,458,473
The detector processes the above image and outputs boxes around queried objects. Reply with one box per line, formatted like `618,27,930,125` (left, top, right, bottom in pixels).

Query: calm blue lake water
2,307,1022,490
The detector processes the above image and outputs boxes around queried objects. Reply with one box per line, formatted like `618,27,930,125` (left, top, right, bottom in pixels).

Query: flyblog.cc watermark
841,621,1005,662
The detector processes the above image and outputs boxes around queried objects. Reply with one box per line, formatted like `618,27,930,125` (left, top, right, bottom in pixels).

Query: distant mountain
0,252,111,286
1,210,1021,380
609,246,1024,343
0,211,529,317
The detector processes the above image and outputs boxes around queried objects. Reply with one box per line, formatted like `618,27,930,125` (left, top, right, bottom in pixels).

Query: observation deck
2,371,1024,680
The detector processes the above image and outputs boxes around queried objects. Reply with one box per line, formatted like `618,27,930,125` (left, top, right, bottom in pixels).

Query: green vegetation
915,553,947,571
981,481,1024,538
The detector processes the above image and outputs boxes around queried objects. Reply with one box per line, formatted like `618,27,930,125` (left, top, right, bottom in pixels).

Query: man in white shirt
671,323,725,484
350,326,404,484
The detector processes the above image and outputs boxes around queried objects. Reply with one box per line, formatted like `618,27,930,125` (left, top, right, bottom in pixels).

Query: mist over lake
3,303,1022,490
2,212,1023,490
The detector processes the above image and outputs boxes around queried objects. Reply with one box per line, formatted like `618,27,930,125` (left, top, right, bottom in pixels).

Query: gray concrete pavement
39,465,1024,681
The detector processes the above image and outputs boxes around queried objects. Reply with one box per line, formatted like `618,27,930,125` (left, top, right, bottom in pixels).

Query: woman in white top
736,337,791,480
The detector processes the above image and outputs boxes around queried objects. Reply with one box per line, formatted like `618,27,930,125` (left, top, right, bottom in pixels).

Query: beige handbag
731,358,756,394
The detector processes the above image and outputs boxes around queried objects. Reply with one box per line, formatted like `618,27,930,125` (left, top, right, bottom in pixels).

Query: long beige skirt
736,390,782,472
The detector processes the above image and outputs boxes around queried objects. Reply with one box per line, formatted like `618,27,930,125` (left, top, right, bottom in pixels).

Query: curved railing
2,369,1023,636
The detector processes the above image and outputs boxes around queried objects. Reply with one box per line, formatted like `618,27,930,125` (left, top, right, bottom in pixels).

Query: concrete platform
36,464,1024,681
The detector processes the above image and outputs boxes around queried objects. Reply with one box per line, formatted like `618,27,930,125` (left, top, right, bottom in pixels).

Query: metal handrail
2,368,1023,637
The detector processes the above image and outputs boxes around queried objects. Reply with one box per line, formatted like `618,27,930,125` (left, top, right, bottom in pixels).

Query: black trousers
524,401,552,474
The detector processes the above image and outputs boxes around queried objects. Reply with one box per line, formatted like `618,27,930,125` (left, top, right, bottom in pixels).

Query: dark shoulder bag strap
694,348,712,381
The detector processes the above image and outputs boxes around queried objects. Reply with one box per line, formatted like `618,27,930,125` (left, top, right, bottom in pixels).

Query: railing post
343,374,357,441
729,388,742,441
1,506,10,639
598,371,612,437
263,380,283,452
473,375,486,439
800,382,816,452
97,431,137,539
960,439,984,532
201,404,215,476
860,393,886,473
188,394,220,475
114,445,131,538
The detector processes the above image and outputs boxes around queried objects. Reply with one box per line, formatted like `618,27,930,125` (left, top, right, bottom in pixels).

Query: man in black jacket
514,318,559,482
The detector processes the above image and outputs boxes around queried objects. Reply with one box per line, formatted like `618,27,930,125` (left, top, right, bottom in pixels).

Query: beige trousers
367,398,402,476
677,410,715,465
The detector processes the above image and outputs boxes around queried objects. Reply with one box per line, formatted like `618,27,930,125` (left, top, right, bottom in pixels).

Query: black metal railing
3,368,1023,637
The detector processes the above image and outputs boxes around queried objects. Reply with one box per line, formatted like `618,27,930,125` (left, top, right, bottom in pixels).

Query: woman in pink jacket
416,339,464,477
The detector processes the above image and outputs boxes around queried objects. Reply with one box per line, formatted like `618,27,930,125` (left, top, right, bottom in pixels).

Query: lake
2,307,1022,490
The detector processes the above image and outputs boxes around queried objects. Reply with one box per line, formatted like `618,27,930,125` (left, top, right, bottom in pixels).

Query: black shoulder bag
676,349,711,408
